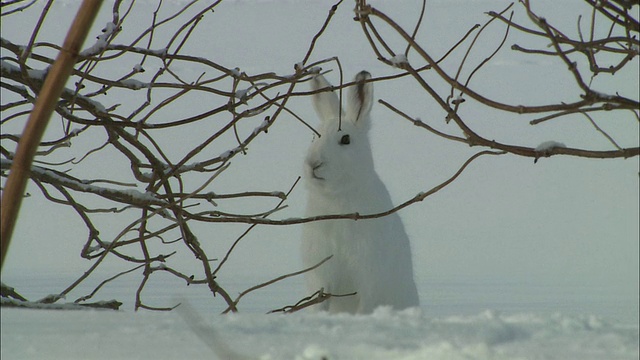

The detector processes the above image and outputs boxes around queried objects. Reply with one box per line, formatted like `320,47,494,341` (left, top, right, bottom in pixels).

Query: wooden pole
1,0,103,270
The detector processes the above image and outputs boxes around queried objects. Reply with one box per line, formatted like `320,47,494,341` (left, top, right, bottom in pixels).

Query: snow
79,21,118,57
2,274,638,359
308,66,322,75
0,159,167,206
252,118,271,135
220,150,234,160
390,53,409,67
119,189,166,204
235,88,249,100
1,306,637,360
80,38,108,57
0,60,15,72
150,47,168,57
25,68,48,80
231,67,242,77
220,146,243,160
235,83,268,101
1,60,47,81
77,93,107,113
535,141,567,152
120,78,149,90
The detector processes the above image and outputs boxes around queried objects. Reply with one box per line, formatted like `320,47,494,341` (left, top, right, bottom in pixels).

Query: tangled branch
354,0,638,160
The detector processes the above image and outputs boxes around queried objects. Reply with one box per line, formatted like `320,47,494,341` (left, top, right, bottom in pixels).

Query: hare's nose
310,161,324,180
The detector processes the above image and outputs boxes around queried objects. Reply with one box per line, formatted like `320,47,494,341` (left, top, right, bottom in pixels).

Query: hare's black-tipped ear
311,74,342,123
346,71,373,126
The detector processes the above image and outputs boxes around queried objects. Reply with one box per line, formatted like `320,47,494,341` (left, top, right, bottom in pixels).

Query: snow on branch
0,159,167,207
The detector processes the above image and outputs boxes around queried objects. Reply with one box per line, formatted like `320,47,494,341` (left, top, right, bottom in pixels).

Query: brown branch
1,0,103,269
300,0,344,66
223,255,333,314
186,150,506,226
357,1,639,114
355,1,638,160
268,289,357,314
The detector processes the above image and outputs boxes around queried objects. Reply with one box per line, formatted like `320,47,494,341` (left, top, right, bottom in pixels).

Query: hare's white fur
302,71,419,314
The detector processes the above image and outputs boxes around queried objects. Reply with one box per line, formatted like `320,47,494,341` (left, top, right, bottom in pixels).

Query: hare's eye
340,134,350,145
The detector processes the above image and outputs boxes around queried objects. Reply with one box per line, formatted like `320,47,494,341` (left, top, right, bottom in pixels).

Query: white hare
301,71,419,314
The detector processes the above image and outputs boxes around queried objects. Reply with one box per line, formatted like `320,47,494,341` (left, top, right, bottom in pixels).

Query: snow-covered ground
2,275,638,359
1,0,638,359
2,275,639,359
2,305,637,360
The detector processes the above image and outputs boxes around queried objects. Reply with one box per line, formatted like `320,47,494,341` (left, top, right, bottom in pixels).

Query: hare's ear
311,74,341,123
346,71,373,127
